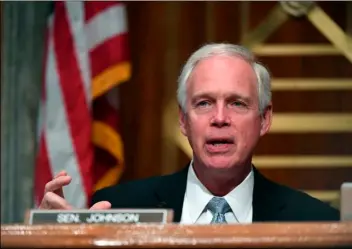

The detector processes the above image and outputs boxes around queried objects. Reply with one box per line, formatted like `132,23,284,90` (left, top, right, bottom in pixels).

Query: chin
204,155,236,170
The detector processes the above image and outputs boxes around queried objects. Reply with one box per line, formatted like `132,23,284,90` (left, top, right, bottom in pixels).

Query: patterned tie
206,197,231,224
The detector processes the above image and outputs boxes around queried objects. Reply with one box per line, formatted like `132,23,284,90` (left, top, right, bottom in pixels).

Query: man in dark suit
39,43,339,223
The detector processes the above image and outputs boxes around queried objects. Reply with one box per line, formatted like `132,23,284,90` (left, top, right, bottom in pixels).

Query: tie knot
206,197,231,215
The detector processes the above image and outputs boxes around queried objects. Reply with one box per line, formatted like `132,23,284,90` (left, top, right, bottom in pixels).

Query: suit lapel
154,165,287,222
154,165,189,222
252,167,286,221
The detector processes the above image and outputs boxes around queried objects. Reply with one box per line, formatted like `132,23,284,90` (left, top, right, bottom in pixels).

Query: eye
196,100,211,108
231,101,246,107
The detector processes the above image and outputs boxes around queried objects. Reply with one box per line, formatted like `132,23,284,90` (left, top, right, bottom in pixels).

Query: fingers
44,175,72,197
90,201,111,210
40,171,112,211
40,172,72,210
39,192,72,209
52,171,70,197
54,170,67,178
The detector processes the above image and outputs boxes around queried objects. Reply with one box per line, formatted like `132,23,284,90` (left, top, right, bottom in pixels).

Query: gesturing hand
39,170,111,210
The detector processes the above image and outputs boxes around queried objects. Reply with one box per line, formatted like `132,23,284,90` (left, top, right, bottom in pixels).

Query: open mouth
207,139,233,145
205,138,234,153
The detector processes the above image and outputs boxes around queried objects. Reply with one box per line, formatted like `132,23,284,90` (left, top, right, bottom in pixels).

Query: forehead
187,55,258,98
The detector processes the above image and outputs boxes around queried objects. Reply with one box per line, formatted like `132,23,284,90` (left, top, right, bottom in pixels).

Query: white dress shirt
180,162,254,224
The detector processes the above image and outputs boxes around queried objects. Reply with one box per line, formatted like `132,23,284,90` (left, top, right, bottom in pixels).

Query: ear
178,105,187,136
260,102,273,137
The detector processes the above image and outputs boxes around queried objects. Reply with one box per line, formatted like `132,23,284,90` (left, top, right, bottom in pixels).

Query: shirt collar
185,160,254,223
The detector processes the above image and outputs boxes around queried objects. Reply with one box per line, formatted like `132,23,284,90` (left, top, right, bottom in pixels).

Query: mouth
205,138,234,153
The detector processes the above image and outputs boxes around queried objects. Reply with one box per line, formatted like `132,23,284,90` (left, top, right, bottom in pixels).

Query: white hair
177,43,272,114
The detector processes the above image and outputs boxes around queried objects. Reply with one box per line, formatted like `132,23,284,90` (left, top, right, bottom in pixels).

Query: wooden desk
2,222,352,248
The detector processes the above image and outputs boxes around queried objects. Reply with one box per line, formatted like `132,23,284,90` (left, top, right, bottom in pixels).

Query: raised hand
39,171,111,210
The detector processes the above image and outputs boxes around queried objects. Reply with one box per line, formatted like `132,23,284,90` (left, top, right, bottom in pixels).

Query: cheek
186,116,208,141
235,116,262,141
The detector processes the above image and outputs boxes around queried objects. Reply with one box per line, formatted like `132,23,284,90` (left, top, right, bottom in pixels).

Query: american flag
34,1,131,208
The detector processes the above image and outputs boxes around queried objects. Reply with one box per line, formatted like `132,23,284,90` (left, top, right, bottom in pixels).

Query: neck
192,158,252,196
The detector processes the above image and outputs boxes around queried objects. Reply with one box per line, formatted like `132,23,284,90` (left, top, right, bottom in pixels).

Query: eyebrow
191,92,213,102
191,92,252,103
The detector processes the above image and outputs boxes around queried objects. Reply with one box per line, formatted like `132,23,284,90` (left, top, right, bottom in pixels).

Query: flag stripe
90,33,130,78
52,2,92,206
92,61,130,99
35,1,130,209
92,121,124,164
94,88,121,124
92,89,122,190
45,23,87,208
65,1,91,107
92,121,124,191
106,86,121,110
84,2,122,22
94,164,124,192
34,15,52,207
86,3,127,52
34,134,53,206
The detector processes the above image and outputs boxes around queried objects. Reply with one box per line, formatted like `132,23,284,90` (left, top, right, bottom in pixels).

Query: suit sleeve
90,188,107,207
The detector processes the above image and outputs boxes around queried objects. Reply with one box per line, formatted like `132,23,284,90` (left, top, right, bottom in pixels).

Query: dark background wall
119,1,352,204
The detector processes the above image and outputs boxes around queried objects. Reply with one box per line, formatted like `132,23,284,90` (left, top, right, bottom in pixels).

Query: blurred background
1,1,351,224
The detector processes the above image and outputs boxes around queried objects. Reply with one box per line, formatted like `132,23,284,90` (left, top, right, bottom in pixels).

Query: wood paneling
256,133,352,155
120,2,167,181
211,2,241,43
249,2,348,44
260,56,352,78
116,1,351,204
2,223,351,248
272,91,352,113
260,168,352,190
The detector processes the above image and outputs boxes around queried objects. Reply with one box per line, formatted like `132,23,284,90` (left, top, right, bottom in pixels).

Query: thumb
90,201,111,210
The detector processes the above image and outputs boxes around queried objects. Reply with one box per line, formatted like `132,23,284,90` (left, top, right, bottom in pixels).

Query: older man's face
179,55,272,170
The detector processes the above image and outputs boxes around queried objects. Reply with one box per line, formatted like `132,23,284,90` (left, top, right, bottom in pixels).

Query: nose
211,104,230,127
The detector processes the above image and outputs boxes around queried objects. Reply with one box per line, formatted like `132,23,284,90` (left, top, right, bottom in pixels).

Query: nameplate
27,209,172,225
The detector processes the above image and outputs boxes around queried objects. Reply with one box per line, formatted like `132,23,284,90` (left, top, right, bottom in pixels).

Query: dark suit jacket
91,165,340,222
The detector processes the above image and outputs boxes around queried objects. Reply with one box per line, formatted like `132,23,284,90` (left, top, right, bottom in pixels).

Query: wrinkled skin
179,55,272,195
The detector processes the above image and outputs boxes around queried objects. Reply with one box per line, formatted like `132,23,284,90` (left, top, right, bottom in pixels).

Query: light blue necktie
207,197,231,224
